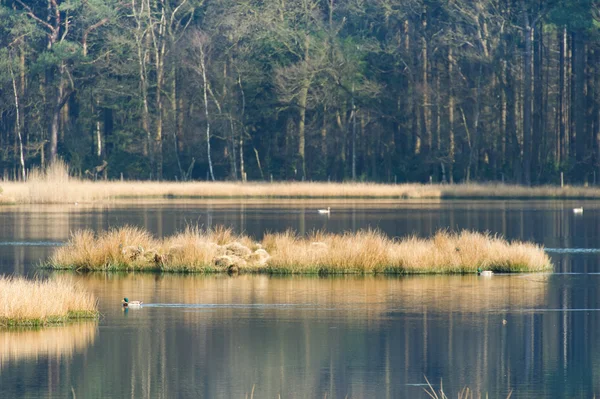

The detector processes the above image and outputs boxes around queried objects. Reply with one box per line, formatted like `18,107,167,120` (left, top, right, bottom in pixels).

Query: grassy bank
3,180,600,204
0,277,98,327
1,161,600,203
48,226,552,274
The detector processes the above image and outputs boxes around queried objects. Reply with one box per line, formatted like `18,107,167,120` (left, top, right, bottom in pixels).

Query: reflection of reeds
50,227,552,274
0,322,97,367
75,273,548,315
1,162,600,204
0,277,98,326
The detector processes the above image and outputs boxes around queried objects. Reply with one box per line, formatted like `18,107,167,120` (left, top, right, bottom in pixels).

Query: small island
48,226,552,274
0,277,98,327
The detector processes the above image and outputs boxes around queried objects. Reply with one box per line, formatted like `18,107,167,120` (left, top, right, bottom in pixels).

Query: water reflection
0,322,97,367
2,201,600,397
1,199,599,247
75,273,550,315
50,273,557,397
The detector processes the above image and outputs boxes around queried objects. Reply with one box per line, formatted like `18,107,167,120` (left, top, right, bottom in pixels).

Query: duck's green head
477,268,482,273
123,297,129,303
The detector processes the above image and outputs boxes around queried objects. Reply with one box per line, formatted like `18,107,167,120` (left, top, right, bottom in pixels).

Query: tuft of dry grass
263,229,551,274
49,226,551,274
1,161,600,203
0,276,99,326
50,225,263,273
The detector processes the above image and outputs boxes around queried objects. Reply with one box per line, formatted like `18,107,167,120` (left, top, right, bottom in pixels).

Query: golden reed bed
0,161,598,203
49,226,552,274
0,277,98,327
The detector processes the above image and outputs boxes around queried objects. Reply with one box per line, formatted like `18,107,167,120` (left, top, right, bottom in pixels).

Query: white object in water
573,207,584,214
478,270,493,277
318,207,331,214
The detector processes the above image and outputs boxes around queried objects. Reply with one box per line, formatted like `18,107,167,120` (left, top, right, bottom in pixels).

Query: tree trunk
171,66,183,178
532,21,543,183
351,84,357,180
420,9,430,157
448,49,455,183
49,64,72,163
95,98,103,158
297,34,310,180
521,2,533,185
9,54,26,180
558,26,567,165
505,55,520,181
573,32,586,172
199,43,215,181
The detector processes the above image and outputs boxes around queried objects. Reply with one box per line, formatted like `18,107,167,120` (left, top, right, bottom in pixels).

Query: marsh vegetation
0,277,98,327
1,160,600,204
49,226,551,274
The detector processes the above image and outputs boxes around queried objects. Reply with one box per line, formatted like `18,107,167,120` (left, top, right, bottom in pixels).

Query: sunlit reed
0,276,99,326
49,226,551,274
0,161,599,203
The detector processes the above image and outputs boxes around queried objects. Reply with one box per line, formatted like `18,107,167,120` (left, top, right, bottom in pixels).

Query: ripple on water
545,248,600,254
0,241,64,247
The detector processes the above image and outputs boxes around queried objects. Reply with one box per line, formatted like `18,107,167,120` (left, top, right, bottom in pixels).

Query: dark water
0,199,598,398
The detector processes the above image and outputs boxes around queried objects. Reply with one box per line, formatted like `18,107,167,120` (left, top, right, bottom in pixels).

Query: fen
0,198,594,398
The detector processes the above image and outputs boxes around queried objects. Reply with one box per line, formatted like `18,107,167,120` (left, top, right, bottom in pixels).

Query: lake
0,199,598,398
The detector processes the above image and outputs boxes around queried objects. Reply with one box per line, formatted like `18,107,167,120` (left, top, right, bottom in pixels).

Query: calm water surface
0,199,599,398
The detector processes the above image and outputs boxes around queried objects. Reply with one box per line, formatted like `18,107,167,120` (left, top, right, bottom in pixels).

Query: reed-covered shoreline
48,226,552,275
3,179,600,204
0,277,98,327
0,161,599,204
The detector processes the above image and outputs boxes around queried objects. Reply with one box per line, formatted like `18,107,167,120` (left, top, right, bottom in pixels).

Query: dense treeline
0,0,599,184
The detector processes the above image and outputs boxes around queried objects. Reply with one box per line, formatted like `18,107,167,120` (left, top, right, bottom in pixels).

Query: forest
0,0,599,184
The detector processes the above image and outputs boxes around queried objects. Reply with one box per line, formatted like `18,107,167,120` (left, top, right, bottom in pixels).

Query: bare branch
15,0,56,34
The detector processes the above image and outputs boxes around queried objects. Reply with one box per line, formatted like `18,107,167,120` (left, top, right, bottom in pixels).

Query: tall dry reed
0,276,98,326
49,226,551,274
1,161,600,203
263,229,551,274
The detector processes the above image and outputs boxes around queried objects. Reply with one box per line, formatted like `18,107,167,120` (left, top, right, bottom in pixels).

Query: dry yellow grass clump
50,226,266,273
263,229,551,274
0,276,98,327
49,226,551,274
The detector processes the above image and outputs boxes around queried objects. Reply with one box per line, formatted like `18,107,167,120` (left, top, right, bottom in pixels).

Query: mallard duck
122,297,143,307
477,268,493,276
318,207,331,214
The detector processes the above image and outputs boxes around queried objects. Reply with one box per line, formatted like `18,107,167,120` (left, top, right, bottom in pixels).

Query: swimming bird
477,268,493,276
122,297,143,307
318,207,331,214
573,207,584,214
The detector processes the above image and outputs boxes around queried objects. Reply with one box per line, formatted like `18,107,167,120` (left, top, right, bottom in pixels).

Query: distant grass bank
0,161,599,203
4,180,600,204
0,277,98,327
48,226,552,275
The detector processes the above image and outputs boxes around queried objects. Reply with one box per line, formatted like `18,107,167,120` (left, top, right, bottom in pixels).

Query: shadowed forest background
1,0,599,184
